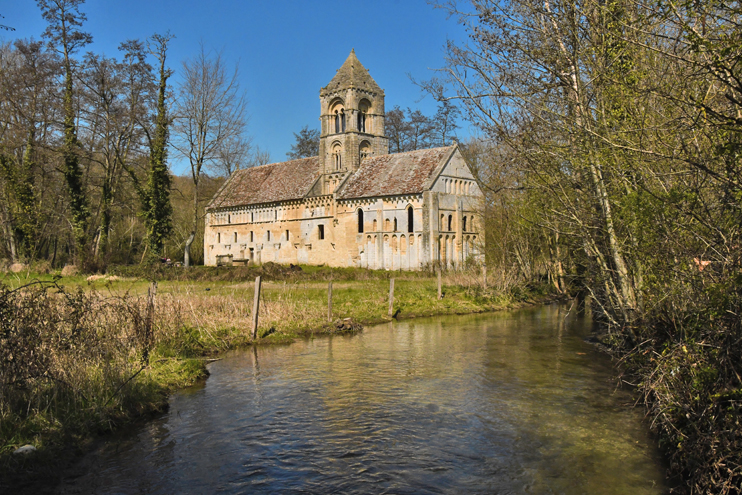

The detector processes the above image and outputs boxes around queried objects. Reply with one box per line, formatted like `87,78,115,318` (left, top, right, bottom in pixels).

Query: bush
0,281,165,461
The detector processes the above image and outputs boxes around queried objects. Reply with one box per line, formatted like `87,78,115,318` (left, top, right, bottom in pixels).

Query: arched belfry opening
329,99,345,134
358,99,371,133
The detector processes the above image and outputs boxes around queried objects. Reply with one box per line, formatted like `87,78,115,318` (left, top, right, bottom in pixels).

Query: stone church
204,50,483,270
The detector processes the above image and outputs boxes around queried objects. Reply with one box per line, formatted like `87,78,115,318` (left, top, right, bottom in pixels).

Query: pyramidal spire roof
320,49,383,96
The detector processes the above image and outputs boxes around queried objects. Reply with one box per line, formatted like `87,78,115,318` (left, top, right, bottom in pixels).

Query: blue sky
2,1,471,174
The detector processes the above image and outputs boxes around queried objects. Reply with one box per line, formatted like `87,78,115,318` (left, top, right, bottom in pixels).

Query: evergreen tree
286,125,319,159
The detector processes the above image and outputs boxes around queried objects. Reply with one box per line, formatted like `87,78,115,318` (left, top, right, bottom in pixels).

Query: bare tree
213,134,251,177
172,43,248,266
246,145,271,167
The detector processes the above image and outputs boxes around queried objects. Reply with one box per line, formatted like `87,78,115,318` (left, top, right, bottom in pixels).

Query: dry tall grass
0,282,160,455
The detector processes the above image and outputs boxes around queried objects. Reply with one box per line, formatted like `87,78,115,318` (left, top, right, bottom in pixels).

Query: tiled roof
320,49,383,96
207,156,320,209
337,146,455,200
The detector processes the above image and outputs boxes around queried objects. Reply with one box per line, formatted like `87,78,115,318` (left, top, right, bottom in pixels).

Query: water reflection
60,305,667,494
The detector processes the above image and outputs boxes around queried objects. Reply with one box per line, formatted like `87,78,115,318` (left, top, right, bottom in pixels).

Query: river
59,305,668,494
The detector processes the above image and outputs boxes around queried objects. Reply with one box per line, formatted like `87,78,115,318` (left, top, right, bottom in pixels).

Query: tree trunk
587,158,636,320
0,202,18,263
184,173,200,267
184,232,195,267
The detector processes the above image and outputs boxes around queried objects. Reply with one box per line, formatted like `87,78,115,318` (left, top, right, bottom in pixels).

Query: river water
61,305,668,494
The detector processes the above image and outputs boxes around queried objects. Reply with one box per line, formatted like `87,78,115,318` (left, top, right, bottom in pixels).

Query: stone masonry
204,50,483,269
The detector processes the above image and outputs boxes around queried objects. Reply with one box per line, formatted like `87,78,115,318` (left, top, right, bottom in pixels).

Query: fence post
388,278,395,318
328,280,333,322
142,281,157,364
252,276,261,339
437,267,442,300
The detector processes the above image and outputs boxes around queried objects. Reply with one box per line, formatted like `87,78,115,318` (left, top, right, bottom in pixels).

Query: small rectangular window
234,232,237,242
318,224,325,240
286,230,289,240
250,231,254,242
267,231,271,241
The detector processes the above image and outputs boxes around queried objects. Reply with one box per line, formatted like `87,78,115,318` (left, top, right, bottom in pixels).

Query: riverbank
0,264,556,492
53,308,669,495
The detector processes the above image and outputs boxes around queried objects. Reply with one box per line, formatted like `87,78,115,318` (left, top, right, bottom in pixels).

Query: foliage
0,280,205,465
0,4,252,272
430,0,742,491
140,33,173,259
286,125,319,159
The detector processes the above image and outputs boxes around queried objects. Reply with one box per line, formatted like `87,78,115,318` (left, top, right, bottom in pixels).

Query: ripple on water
59,306,668,495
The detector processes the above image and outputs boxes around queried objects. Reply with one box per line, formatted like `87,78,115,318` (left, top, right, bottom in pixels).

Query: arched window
373,219,377,231
217,232,221,243
463,216,467,232
393,217,398,232
407,206,414,233
228,214,231,224
360,141,371,161
358,99,371,133
448,214,453,231
332,143,342,171
440,214,444,230
330,99,345,134
358,209,364,233
267,231,271,241
385,218,390,231
234,232,237,243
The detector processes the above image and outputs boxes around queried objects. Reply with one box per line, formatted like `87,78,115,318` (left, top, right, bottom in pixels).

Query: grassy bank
0,263,550,489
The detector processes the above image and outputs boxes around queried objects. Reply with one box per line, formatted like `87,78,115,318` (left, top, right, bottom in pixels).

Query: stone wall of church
204,196,339,267
335,195,426,270
204,188,483,270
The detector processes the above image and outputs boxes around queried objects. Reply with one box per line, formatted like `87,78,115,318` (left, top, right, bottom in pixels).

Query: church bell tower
318,49,389,195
